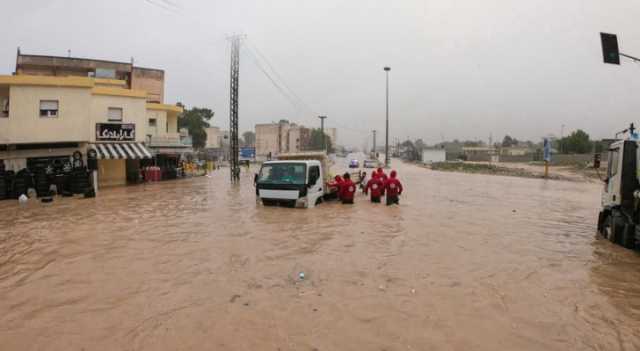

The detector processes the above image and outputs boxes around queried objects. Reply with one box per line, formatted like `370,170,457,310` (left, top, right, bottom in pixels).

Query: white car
363,160,378,168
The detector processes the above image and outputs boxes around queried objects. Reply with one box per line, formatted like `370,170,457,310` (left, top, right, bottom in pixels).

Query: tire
620,224,636,249
610,211,626,245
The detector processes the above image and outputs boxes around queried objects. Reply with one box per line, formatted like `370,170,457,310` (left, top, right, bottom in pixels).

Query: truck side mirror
593,153,601,169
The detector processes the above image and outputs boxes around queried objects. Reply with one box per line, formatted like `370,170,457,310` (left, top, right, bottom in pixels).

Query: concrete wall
145,109,168,137
205,127,221,148
2,85,91,144
256,124,281,157
131,67,164,103
90,94,147,142
422,149,446,163
98,159,126,187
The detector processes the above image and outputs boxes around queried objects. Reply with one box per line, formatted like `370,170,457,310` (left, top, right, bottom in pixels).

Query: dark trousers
386,195,399,206
342,198,354,204
371,196,381,203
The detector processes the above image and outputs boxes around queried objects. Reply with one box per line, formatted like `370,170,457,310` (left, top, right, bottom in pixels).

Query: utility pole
318,115,327,151
372,130,377,154
384,66,391,168
229,35,241,183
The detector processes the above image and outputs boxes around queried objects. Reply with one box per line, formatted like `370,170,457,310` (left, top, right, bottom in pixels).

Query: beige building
0,53,183,189
255,121,334,159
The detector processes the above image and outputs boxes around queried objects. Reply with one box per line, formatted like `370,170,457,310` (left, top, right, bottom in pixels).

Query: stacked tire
12,176,26,199
0,171,6,200
71,168,90,194
34,168,50,198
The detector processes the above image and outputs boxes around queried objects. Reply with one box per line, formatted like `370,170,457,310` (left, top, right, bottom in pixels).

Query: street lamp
384,66,390,168
318,115,327,150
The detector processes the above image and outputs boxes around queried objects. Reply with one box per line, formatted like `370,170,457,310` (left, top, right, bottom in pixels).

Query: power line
245,39,316,118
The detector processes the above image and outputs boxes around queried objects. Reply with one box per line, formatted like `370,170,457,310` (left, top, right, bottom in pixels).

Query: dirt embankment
428,161,604,183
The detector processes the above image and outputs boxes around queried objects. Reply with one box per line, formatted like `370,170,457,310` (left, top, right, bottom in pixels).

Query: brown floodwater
1,161,639,350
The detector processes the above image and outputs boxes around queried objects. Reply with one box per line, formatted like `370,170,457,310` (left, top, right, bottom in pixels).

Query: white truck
596,124,640,250
254,152,336,208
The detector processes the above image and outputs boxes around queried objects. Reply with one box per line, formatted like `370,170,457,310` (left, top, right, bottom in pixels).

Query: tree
278,119,290,124
309,128,333,153
414,138,426,151
559,129,592,154
502,135,518,147
400,140,420,161
178,107,214,149
242,131,255,146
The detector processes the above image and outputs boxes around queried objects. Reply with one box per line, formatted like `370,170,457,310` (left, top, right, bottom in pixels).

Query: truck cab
598,138,640,249
255,160,324,208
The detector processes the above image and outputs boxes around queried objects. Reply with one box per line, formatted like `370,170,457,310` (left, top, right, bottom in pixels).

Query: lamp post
318,115,327,150
384,66,390,168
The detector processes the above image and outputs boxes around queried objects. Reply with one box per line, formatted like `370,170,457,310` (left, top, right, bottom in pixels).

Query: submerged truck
596,124,640,250
254,152,336,208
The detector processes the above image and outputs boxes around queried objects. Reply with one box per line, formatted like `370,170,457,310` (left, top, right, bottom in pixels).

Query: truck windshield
258,163,307,185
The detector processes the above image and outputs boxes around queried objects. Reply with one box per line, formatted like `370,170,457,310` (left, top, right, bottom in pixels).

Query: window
39,100,59,118
1,98,8,118
609,148,619,177
257,163,306,185
149,118,157,127
108,107,123,121
309,165,320,184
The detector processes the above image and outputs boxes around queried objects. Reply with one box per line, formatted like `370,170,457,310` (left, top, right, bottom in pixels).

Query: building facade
0,52,183,189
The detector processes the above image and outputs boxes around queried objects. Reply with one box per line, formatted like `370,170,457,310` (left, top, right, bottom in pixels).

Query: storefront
91,122,153,187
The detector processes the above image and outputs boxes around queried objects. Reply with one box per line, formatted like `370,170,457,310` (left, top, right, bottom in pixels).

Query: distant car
363,160,377,168
349,159,359,168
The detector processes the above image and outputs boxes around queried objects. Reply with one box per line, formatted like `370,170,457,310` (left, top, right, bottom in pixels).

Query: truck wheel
621,224,636,249
610,211,626,245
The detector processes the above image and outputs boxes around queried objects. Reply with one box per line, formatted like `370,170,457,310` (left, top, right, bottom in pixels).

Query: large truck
254,152,337,208
596,124,640,250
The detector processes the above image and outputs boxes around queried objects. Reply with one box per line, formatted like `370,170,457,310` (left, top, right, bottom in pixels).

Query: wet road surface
1,161,639,350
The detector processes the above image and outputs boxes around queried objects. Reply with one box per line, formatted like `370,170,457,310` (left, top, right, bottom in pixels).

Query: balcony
147,133,192,148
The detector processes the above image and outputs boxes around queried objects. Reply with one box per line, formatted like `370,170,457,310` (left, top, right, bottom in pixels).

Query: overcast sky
2,0,640,147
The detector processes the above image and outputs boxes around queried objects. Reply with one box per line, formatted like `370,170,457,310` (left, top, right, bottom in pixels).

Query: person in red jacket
384,170,403,206
328,175,344,200
377,167,388,183
364,172,385,203
340,173,357,204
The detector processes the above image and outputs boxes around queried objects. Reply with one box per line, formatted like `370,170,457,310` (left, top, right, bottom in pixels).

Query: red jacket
364,177,384,198
377,169,388,183
340,179,357,200
384,177,403,197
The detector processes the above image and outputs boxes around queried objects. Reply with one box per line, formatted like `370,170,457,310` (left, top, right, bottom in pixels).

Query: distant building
500,146,532,156
462,146,497,162
326,128,337,145
204,127,229,161
422,148,446,164
255,121,322,159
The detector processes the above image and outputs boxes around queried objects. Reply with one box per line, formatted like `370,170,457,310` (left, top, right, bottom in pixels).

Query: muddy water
1,161,639,350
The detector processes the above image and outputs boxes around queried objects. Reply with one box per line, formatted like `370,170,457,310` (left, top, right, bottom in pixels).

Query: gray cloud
2,0,640,146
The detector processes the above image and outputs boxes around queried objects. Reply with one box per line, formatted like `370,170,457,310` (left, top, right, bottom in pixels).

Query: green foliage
178,107,214,149
559,129,592,154
309,128,333,153
242,131,256,146
502,135,519,147
400,140,421,161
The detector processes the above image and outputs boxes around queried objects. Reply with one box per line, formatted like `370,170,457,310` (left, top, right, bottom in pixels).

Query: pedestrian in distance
359,171,368,191
384,170,403,206
364,172,385,203
340,173,357,204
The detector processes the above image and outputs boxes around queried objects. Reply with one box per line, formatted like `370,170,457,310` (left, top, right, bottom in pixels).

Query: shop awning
90,142,153,160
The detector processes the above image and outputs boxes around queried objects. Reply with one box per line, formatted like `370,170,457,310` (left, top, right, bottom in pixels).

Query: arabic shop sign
96,123,135,141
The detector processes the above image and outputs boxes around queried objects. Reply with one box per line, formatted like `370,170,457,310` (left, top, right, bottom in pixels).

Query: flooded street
1,161,639,350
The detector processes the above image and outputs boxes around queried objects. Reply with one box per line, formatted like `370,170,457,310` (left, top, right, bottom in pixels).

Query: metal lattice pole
384,67,390,168
229,36,241,183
